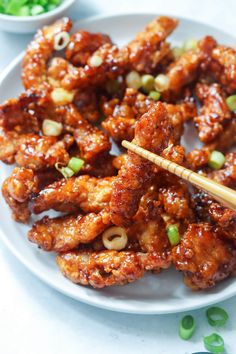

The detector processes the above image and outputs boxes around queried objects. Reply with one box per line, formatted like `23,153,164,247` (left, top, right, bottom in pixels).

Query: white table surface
0,1,236,353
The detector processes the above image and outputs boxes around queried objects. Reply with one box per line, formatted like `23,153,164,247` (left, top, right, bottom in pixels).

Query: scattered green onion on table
0,0,62,16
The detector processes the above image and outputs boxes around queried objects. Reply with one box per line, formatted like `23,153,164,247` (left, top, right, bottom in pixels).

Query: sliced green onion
206,307,228,327
172,46,184,59
141,74,155,93
126,71,142,90
148,91,161,101
179,315,196,340
203,333,225,353
167,225,180,246
31,4,44,15
17,5,30,16
154,74,170,92
183,39,198,52
208,151,225,170
55,163,74,179
226,95,236,111
68,157,84,174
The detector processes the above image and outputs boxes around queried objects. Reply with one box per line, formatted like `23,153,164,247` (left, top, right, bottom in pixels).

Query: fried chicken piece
81,154,117,177
102,88,153,142
57,245,171,288
186,148,210,170
103,87,196,143
22,17,72,90
194,83,231,143
0,92,40,133
164,36,217,99
28,209,111,252
65,30,112,66
172,223,236,290
56,250,144,288
73,89,100,123
126,16,178,73
209,203,236,244
128,187,171,255
2,167,38,223
0,128,23,164
158,181,194,220
212,45,236,93
59,44,129,91
208,152,236,187
32,175,114,214
15,134,73,170
110,102,172,227
60,104,111,161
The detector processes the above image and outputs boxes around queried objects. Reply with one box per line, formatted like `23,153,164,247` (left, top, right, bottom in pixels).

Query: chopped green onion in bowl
206,307,229,327
179,315,196,340
208,151,225,170
148,90,161,101
0,0,62,16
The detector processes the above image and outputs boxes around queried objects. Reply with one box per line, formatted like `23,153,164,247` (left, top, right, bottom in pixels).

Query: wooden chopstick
122,140,236,213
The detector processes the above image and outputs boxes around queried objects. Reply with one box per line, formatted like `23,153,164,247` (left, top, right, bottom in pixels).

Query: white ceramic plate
0,13,236,314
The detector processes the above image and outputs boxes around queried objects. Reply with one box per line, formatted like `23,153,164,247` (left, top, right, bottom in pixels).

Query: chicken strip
172,223,236,290
28,209,111,252
15,134,74,170
126,16,178,73
2,167,38,223
211,45,236,94
164,36,217,99
194,83,231,143
56,247,171,288
110,102,172,227
65,30,112,66
32,175,114,214
22,17,72,90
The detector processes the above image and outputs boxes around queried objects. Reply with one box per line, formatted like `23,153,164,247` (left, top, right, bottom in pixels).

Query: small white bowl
0,0,76,33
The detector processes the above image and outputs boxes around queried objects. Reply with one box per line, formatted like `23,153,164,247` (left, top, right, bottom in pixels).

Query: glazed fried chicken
126,16,178,73
32,175,114,214
28,209,111,252
110,102,173,227
1,16,236,293
194,83,232,143
172,223,236,290
65,30,112,66
2,167,38,222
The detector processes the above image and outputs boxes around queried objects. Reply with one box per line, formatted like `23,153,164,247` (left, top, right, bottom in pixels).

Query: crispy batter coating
15,134,73,170
212,45,236,93
158,181,194,220
102,87,196,143
164,36,217,99
22,18,72,90
60,104,111,161
32,175,114,214
194,83,231,143
81,154,117,177
172,223,236,290
57,250,144,288
0,92,40,133
65,30,112,66
73,89,100,123
110,103,172,227
58,44,129,91
126,16,178,73
28,209,110,252
209,203,236,244
2,167,38,222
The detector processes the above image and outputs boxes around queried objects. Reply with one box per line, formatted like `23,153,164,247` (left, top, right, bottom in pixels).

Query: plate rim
1,12,236,315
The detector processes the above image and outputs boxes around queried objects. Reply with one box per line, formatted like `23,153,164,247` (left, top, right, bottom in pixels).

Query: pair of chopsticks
122,140,236,212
